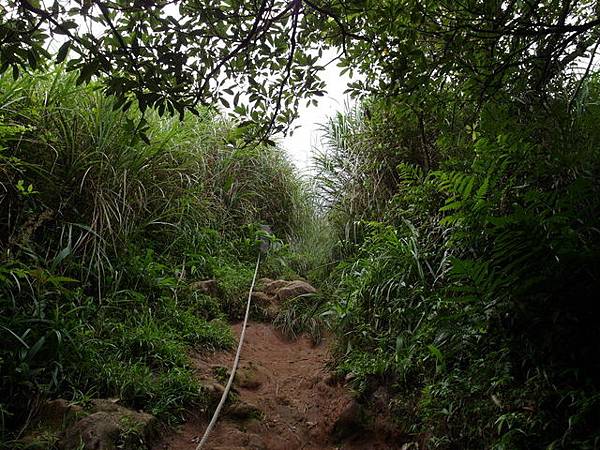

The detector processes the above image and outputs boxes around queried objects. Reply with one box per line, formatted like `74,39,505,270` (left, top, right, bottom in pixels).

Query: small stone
190,279,219,296
263,280,291,295
235,364,265,390
226,401,262,420
61,412,120,450
206,382,226,403
37,399,84,429
275,280,317,302
250,291,274,306
344,372,356,383
60,401,158,450
257,278,274,287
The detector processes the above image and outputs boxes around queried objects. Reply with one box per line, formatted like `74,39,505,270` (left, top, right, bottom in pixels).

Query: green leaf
76,61,98,85
56,41,71,63
440,200,463,212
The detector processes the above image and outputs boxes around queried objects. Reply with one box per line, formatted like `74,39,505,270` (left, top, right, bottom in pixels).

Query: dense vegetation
0,68,315,447
314,78,600,448
2,1,600,449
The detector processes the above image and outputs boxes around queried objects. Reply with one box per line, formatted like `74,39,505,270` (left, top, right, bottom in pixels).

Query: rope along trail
195,252,261,450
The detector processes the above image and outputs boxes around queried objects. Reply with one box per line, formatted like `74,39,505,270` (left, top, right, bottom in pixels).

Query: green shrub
318,79,600,448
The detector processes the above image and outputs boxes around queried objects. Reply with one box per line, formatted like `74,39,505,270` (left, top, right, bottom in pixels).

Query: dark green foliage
332,1,600,102
0,0,331,136
0,68,312,445
319,79,600,448
3,1,598,139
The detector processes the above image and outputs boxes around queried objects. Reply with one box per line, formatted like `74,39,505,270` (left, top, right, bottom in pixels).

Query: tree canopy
337,0,600,100
1,1,599,135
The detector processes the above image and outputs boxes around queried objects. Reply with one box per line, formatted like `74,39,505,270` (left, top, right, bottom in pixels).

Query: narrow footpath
153,320,396,450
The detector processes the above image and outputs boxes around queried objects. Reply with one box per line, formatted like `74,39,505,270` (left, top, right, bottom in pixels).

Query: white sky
279,53,355,172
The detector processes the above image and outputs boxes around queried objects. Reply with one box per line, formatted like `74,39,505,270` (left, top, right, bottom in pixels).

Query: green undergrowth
0,68,319,447
315,78,600,448
273,292,329,344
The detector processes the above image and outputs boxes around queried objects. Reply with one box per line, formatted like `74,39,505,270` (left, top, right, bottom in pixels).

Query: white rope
195,252,261,450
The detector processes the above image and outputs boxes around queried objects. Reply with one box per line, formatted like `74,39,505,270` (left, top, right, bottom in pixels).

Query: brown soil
153,322,398,450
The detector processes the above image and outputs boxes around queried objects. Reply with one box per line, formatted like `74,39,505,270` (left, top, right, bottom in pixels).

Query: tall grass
1,68,308,276
0,67,317,446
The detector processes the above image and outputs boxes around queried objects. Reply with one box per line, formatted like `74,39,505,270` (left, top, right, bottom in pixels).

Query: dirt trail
153,321,394,450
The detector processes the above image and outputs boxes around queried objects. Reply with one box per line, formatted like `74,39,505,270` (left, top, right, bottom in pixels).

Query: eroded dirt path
153,321,393,450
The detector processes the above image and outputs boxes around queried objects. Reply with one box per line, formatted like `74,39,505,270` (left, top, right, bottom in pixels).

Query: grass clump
273,292,328,344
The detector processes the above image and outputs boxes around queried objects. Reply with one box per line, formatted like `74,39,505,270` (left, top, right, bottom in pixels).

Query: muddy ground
153,321,399,450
